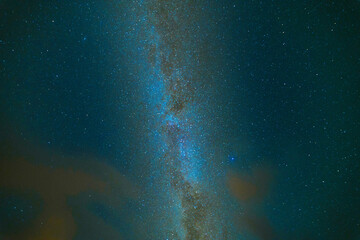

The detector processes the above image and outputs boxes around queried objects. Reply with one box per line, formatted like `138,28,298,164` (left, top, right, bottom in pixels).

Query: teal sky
0,1,359,239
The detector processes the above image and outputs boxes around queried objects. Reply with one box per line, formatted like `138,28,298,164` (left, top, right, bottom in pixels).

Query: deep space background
0,0,359,239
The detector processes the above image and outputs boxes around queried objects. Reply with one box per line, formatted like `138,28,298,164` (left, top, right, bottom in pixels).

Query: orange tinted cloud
228,168,273,203
228,167,276,240
0,137,135,240
241,214,276,240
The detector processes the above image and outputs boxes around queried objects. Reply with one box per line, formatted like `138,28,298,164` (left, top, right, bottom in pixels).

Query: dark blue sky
0,1,359,239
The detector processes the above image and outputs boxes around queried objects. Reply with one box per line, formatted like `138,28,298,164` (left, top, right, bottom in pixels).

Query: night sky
0,1,359,240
